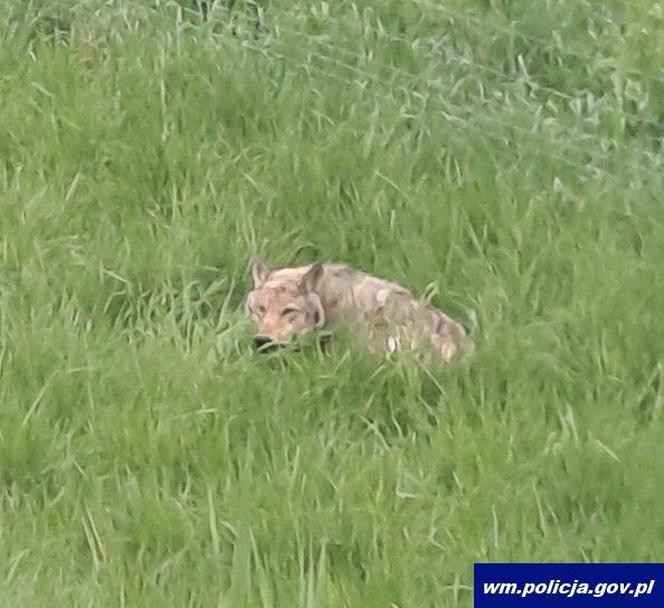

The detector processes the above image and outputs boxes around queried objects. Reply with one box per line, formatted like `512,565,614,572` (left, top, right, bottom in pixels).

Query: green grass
1,0,664,605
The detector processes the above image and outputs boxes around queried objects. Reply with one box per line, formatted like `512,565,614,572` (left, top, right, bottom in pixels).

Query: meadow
1,0,663,605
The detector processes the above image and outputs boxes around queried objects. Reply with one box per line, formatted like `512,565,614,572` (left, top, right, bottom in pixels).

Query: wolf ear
251,260,270,287
300,261,324,294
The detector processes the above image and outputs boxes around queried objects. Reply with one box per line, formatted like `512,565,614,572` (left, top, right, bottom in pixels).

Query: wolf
244,261,472,362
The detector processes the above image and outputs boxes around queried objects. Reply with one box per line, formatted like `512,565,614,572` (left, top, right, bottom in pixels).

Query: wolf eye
281,307,299,317
257,305,266,315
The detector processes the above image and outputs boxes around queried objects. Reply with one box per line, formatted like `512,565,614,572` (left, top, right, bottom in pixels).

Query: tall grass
1,0,663,606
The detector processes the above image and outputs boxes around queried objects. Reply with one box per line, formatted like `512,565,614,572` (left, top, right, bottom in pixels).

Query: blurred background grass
1,0,663,606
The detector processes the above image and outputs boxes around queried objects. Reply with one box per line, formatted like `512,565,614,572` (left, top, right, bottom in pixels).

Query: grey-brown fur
245,261,472,361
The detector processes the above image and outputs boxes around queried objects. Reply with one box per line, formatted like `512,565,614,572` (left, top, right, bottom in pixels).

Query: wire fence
223,7,664,189
16,0,659,188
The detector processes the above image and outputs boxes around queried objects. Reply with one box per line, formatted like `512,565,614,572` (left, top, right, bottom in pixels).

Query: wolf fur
245,261,472,362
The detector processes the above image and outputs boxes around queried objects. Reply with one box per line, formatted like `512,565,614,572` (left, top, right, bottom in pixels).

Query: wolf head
245,261,327,351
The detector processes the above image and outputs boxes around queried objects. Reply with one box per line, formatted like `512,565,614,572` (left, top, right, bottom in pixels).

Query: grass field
1,0,664,605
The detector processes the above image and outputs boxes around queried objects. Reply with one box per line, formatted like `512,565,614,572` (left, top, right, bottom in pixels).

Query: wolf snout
254,335,278,352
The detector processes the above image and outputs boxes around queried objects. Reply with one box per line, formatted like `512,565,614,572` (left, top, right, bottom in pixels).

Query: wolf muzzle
253,335,284,352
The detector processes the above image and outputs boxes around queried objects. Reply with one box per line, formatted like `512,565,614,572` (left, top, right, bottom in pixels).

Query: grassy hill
1,1,663,606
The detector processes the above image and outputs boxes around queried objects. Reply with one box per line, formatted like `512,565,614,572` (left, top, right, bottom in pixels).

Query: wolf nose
254,335,274,351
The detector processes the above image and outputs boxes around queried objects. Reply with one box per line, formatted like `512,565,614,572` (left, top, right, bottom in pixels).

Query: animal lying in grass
245,261,472,362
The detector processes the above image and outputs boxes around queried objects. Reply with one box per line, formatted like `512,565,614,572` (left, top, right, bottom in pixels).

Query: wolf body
245,261,471,362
